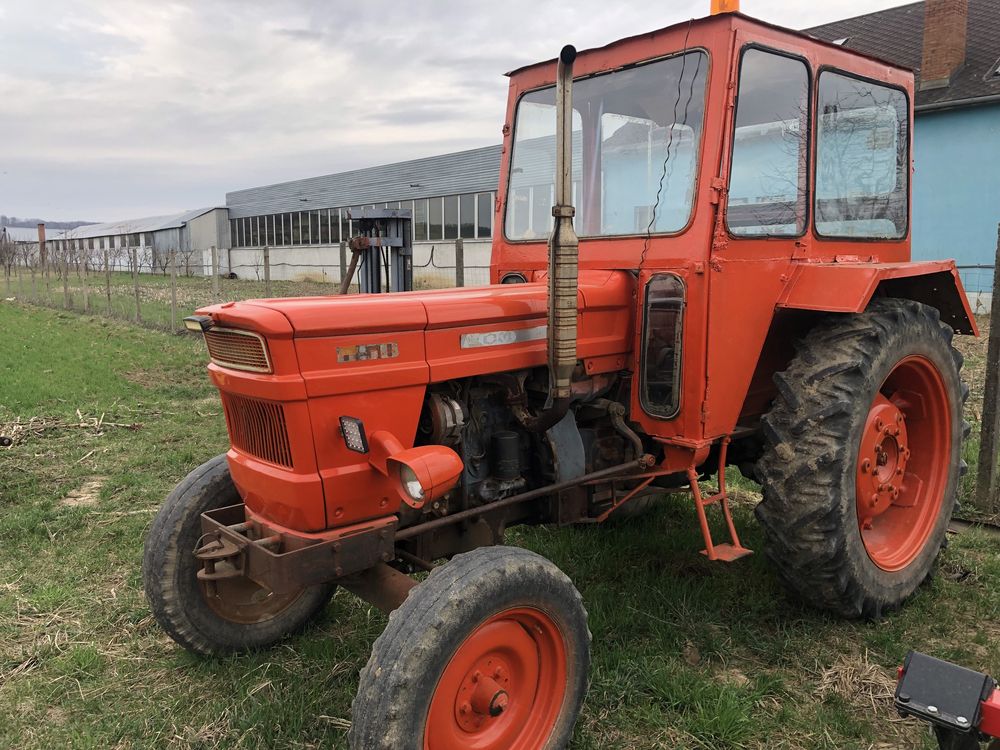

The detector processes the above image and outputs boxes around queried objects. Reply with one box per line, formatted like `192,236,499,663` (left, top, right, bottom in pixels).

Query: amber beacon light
711,0,739,13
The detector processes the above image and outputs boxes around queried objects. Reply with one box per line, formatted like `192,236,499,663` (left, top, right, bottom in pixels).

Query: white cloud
0,0,908,220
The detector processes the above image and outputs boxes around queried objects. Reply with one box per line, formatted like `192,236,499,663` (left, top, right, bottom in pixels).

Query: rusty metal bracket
197,504,397,595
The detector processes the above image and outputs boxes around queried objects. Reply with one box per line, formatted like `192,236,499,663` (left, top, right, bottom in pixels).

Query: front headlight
399,464,425,502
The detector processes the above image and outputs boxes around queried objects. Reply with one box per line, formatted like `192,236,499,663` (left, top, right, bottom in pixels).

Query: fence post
455,238,465,288
82,259,89,312
104,249,111,315
131,246,141,323
263,245,272,297
211,245,220,300
170,249,178,332
975,225,1000,512
62,252,70,309
339,241,347,286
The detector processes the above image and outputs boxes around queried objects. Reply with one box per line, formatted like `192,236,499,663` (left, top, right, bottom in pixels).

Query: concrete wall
913,103,1000,308
226,239,493,288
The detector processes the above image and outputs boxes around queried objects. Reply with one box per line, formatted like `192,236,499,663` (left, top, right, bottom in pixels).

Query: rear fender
777,260,978,335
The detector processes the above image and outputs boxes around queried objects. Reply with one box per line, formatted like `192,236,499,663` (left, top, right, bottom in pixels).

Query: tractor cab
491,13,974,457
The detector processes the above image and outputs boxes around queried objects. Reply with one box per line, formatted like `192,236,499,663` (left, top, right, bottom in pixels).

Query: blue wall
912,103,1000,293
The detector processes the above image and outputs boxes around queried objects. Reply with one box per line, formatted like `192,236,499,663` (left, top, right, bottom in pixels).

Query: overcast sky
0,0,909,222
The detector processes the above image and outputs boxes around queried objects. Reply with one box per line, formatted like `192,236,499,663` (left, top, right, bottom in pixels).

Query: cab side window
815,71,908,239
726,48,810,237
641,274,685,418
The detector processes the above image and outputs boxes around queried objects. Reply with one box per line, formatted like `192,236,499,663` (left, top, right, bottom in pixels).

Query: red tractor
144,8,978,748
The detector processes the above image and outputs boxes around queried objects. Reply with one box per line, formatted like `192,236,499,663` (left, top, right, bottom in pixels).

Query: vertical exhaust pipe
530,44,579,433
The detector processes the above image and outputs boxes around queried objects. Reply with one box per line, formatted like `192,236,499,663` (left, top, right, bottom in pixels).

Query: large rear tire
349,546,590,750
143,454,334,655
755,299,967,618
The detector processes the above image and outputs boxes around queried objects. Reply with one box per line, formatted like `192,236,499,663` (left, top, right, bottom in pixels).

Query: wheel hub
854,355,952,572
455,661,511,731
425,607,566,750
857,394,910,526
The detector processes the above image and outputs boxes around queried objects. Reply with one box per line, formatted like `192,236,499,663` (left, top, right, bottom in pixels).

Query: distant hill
0,215,96,231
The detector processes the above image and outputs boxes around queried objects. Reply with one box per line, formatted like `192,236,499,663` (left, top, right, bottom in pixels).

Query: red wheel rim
855,355,952,571
424,607,567,750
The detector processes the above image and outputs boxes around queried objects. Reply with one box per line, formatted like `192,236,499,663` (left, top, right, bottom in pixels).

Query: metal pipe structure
531,44,580,433
395,455,653,541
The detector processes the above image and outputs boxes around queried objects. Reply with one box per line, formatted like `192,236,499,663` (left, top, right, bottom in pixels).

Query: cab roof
505,12,911,79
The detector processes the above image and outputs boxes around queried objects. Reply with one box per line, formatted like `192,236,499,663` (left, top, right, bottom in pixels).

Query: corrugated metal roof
806,0,1000,109
225,145,502,219
1,225,43,242
47,208,218,240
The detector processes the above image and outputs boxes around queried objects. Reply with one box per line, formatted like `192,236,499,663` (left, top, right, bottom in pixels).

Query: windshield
505,50,708,241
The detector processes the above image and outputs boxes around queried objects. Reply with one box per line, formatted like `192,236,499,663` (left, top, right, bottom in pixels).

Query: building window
429,198,443,241
727,47,810,237
274,214,291,247
289,213,300,244
815,70,908,239
459,194,475,239
477,193,492,238
308,210,318,244
444,195,459,239
318,210,329,244
414,199,428,241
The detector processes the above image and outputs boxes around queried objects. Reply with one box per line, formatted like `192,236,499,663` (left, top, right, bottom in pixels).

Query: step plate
701,543,753,562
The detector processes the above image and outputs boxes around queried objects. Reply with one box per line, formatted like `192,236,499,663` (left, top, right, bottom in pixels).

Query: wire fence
957,264,995,316
0,239,491,334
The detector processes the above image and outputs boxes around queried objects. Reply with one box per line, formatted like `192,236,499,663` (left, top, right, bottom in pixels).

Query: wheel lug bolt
896,414,903,423
875,419,884,431
460,702,471,714
896,467,903,475
494,667,503,678
861,459,872,472
870,494,878,506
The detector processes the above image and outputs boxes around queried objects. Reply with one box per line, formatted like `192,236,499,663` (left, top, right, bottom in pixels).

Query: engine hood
197,270,630,338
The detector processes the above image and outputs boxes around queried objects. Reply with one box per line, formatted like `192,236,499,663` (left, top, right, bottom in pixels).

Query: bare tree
0,232,17,294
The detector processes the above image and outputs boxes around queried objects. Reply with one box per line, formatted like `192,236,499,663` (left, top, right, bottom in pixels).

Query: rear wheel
143,454,334,654
756,299,967,618
349,546,590,750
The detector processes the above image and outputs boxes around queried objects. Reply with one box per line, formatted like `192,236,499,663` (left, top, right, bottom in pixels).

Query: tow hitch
895,651,1000,749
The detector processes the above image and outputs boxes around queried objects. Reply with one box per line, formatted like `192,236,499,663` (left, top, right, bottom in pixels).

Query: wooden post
131,246,141,322
170,249,178,332
339,241,347,286
211,245,220,300
263,245,272,297
455,237,465,288
81,259,89,312
975,225,1000,512
104,249,112,315
62,252,70,309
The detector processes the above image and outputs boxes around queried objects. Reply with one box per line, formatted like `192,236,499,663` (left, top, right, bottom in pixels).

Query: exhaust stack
533,44,580,432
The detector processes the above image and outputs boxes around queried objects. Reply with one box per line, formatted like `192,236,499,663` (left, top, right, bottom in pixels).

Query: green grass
2,301,998,749
2,268,341,334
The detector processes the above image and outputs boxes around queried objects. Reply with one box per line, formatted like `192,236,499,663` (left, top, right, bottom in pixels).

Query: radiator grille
204,329,271,373
221,393,293,468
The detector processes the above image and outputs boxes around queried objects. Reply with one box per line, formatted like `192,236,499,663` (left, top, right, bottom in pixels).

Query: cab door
701,38,814,438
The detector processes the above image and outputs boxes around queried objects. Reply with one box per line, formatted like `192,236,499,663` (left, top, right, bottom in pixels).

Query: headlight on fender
386,445,464,509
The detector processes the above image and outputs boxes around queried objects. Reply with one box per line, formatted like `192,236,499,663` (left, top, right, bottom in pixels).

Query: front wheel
756,299,968,618
142,454,334,655
349,546,591,750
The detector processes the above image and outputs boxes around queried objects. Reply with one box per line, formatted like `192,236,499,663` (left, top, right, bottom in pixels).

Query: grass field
1,265,457,335
1,301,998,749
